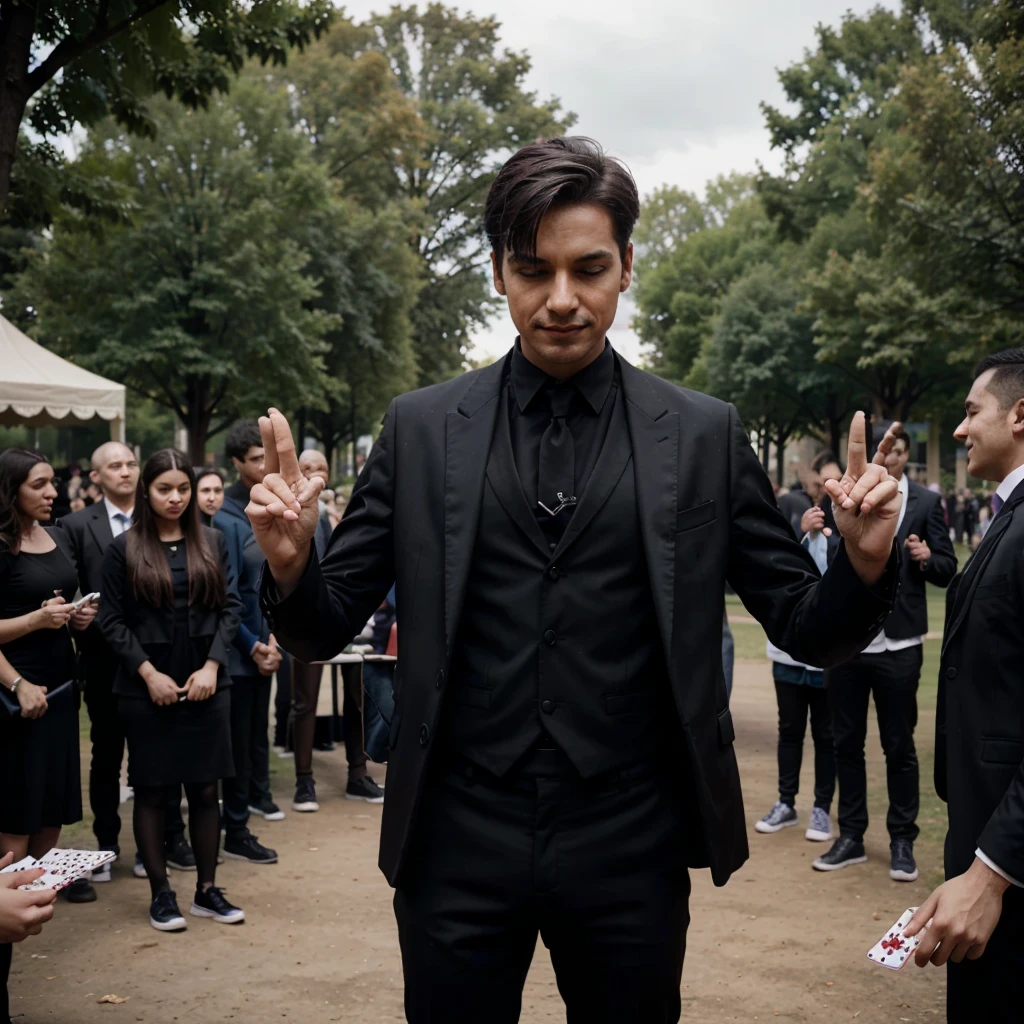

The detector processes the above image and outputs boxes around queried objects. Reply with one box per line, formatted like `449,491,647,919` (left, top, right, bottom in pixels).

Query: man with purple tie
905,347,1024,1022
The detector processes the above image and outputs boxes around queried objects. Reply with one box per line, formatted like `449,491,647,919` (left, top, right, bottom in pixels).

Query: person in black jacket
903,349,1024,1021
100,449,245,933
815,427,957,882
247,138,905,1022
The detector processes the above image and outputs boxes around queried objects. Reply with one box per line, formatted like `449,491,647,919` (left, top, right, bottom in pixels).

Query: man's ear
491,250,507,296
89,469,101,486
1011,397,1024,437
620,241,634,293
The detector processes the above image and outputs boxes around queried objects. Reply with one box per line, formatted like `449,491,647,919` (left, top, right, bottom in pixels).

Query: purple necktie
992,493,1004,519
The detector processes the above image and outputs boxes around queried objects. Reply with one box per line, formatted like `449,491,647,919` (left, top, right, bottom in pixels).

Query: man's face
884,442,910,481
299,451,329,486
807,461,843,504
196,474,225,517
954,369,1022,482
232,446,266,489
91,445,139,502
492,203,632,378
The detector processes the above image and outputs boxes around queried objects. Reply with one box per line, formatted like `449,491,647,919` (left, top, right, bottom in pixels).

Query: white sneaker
805,806,833,842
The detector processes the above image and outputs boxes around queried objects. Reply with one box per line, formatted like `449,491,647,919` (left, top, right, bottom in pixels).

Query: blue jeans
362,662,395,764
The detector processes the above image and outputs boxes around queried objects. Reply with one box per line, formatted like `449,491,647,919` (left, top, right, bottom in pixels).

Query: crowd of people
0,425,393,1017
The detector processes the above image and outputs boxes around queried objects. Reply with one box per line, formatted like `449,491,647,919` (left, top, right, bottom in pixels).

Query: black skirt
119,689,234,788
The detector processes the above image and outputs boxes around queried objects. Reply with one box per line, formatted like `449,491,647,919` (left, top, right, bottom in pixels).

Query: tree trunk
0,4,37,217
296,406,308,451
776,426,789,489
183,377,214,466
759,425,770,473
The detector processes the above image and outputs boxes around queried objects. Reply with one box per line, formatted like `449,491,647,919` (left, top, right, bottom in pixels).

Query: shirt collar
510,338,615,415
103,496,132,523
996,463,1024,503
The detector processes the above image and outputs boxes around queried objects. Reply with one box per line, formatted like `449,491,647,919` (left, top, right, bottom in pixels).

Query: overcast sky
341,0,896,363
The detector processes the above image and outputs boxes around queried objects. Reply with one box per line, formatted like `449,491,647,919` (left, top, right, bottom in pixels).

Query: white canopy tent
0,314,125,441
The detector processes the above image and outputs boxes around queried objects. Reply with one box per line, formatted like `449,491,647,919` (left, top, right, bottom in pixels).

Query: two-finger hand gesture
245,409,324,593
823,413,902,582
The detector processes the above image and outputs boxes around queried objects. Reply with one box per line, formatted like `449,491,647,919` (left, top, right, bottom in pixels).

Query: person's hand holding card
0,852,56,943
867,908,924,970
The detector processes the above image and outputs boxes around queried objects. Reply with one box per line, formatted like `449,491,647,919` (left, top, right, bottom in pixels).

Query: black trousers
341,663,367,776
946,894,1024,1022
222,675,262,835
774,680,834,811
824,647,922,844
274,654,292,748
84,656,184,848
247,674,273,806
394,755,690,1023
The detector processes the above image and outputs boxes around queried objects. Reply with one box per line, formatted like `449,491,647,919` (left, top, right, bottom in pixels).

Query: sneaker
754,801,797,834
61,877,97,903
165,836,197,872
190,885,245,924
313,740,336,752
292,778,320,813
813,835,868,872
149,890,187,932
805,806,833,843
133,854,148,879
890,839,919,882
345,775,385,804
273,745,294,759
248,798,286,821
222,831,278,864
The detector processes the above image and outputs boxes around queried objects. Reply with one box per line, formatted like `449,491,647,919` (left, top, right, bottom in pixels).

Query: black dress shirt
508,339,618,542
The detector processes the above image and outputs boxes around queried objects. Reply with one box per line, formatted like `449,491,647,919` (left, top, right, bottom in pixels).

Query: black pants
274,655,292,748
222,675,264,835
946,894,1024,1022
84,660,185,847
341,663,367,777
825,647,922,844
394,755,690,1023
774,679,834,810
247,674,273,806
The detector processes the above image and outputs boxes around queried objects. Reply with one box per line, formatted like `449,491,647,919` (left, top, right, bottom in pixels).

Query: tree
15,83,335,462
0,0,333,217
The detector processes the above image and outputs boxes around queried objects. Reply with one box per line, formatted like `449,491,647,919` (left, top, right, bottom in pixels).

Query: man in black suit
814,427,957,881
248,137,904,1023
56,441,193,883
905,349,1024,1021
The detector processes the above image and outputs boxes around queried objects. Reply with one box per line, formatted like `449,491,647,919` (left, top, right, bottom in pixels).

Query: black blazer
263,351,897,887
936,478,1024,882
99,527,242,696
883,481,958,640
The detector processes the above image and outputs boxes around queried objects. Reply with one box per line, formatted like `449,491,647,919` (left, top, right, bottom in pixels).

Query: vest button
946,667,957,680
419,724,430,746
541,699,555,715
435,669,445,689
543,630,558,646
547,566,559,581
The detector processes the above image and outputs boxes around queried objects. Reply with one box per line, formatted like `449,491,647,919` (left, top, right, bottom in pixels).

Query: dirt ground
8,660,946,1023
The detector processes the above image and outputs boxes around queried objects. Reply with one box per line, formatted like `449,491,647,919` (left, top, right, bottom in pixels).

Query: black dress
109,538,235,788
0,538,82,835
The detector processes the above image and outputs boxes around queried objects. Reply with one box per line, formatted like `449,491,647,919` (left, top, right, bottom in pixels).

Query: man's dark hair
892,427,912,452
974,348,1024,410
484,136,639,268
224,421,262,462
811,449,843,475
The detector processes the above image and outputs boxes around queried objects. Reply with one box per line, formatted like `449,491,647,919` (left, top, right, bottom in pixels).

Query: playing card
0,848,117,892
866,908,923,970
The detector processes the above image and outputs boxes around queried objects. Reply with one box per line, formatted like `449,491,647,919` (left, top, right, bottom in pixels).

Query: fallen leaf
826,981,835,987
308,847,319,852
97,994,128,1004
44,976,56,981
872,913,881,921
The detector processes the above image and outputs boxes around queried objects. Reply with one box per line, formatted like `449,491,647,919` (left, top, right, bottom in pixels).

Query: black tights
134,782,220,899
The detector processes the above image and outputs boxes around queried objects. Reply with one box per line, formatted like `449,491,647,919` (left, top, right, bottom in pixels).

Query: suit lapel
620,357,678,663
444,356,507,649
86,505,114,552
897,482,918,546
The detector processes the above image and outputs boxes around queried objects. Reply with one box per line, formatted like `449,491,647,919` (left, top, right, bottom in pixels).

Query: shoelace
200,886,232,909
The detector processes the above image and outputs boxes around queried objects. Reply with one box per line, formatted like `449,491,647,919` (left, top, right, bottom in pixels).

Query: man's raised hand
246,408,324,593
823,412,902,584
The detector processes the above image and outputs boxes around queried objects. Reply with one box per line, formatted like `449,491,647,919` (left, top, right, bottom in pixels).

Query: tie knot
546,385,574,420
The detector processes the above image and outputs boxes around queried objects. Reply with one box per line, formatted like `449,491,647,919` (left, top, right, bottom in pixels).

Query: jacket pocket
981,738,1024,765
675,500,716,534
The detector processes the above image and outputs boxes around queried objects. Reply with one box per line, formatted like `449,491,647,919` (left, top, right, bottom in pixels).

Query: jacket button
435,669,445,689
547,566,559,581
543,630,558,646
419,724,430,746
541,699,555,714
946,667,957,680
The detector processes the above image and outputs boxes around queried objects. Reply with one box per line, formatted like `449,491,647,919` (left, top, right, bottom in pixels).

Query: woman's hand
34,597,72,630
69,601,99,632
15,679,48,719
0,854,56,943
185,663,218,701
144,670,187,707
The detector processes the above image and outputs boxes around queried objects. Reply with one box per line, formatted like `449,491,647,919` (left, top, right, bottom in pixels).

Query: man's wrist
846,549,890,588
971,855,1013,894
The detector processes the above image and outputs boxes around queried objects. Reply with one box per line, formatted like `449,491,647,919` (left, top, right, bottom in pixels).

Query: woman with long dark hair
100,449,244,933
0,448,91,1019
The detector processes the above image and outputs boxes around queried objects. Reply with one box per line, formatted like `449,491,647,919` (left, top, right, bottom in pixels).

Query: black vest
442,382,672,778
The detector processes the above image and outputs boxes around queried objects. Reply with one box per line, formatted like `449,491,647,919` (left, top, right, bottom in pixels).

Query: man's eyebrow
575,250,615,262
508,254,547,266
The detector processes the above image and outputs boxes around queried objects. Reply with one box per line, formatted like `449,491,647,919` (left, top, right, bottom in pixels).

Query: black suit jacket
263,351,896,887
936,478,1024,881
884,481,958,639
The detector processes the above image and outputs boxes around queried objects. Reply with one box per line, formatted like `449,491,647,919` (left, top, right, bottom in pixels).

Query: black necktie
537,385,576,517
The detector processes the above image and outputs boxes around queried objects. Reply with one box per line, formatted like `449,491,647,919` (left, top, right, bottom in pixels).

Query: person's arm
919,493,959,587
254,405,396,664
725,407,898,668
206,530,243,670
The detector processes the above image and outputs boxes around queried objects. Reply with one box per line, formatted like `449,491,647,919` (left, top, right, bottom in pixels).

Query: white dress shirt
103,497,134,537
976,461,1024,887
